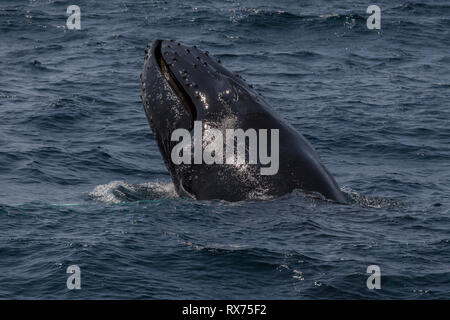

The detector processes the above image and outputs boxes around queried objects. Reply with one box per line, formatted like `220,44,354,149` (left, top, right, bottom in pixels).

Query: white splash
89,180,178,204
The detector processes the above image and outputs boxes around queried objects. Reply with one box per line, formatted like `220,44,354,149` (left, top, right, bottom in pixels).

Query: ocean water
1,0,449,299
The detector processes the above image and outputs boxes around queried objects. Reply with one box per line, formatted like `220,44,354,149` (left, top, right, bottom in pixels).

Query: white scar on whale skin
170,120,279,175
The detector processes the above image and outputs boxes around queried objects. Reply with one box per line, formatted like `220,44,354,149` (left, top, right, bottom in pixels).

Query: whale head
140,39,270,195
141,39,264,131
140,39,347,203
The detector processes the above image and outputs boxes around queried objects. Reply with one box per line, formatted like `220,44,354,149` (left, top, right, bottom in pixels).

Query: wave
228,7,366,29
88,179,404,208
341,186,404,208
89,180,178,204
391,2,450,14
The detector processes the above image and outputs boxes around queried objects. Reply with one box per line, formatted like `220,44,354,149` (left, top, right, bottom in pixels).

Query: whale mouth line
154,40,196,129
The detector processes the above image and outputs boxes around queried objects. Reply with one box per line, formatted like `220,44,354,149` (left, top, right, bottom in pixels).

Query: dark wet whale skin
140,39,346,203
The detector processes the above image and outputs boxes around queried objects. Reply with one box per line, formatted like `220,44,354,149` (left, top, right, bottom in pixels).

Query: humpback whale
140,39,346,203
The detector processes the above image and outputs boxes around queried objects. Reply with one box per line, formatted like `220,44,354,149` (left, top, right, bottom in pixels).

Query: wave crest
89,180,178,204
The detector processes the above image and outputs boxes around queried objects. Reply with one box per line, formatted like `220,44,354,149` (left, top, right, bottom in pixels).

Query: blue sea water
0,0,449,299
